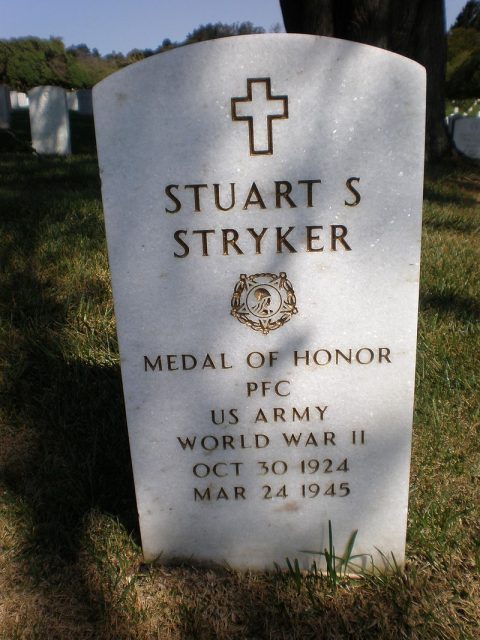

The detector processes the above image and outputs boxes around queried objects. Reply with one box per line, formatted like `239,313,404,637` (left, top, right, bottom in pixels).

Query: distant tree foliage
184,21,265,44
447,2,480,97
0,22,267,90
0,37,118,89
452,0,480,30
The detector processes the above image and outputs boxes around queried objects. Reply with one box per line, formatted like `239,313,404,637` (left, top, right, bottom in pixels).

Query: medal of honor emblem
231,272,297,334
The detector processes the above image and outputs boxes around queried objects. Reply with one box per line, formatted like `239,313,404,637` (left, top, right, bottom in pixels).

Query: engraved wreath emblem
230,272,297,335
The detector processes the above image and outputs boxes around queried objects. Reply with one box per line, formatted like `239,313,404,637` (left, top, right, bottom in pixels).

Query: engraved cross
231,78,288,155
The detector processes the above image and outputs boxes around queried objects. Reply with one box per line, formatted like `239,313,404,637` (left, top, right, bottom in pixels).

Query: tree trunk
280,0,450,162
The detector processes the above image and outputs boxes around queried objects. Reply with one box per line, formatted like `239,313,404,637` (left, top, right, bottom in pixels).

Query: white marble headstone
94,34,426,571
28,86,71,155
9,90,19,110
0,85,11,129
9,91,29,110
17,92,29,109
67,90,79,112
453,117,480,159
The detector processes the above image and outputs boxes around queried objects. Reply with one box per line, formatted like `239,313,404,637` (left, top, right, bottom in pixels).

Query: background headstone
446,112,463,134
28,86,71,155
77,88,93,115
94,34,426,571
0,85,11,129
452,117,480,159
9,90,19,110
9,91,29,110
67,90,79,112
17,92,29,109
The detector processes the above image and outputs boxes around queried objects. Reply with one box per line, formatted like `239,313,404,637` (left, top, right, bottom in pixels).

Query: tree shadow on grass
423,183,478,208
1,340,138,558
423,216,480,234
419,291,480,322
424,156,480,209
1,295,140,638
0,154,140,636
69,113,97,155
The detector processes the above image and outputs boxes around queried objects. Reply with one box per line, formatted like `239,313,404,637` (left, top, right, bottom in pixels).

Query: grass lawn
0,117,479,638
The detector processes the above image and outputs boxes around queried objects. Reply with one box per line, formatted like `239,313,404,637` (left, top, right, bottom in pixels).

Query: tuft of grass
297,521,363,588
280,521,405,603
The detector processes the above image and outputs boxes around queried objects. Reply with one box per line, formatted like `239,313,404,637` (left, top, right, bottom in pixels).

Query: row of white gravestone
9,90,29,110
0,84,93,155
449,98,480,116
8,86,92,115
1,84,94,154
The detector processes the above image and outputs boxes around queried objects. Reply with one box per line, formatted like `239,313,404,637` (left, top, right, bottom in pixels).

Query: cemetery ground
0,115,479,640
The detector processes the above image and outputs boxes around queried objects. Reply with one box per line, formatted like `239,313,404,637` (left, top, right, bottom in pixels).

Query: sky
0,0,470,56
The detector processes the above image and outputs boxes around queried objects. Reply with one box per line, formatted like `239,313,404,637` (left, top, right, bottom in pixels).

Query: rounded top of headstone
94,33,426,96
